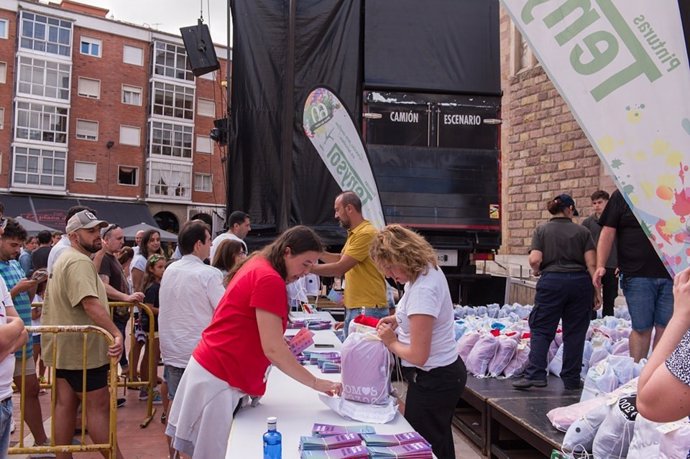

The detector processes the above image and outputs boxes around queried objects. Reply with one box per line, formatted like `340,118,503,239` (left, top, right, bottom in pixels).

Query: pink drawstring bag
341,331,391,405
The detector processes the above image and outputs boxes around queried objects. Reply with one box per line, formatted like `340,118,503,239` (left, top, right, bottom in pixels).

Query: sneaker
117,397,126,408
138,388,148,401
152,391,163,405
511,377,547,390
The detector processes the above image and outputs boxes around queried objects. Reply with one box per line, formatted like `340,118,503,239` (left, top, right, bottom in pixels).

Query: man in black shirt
593,190,672,362
30,230,52,270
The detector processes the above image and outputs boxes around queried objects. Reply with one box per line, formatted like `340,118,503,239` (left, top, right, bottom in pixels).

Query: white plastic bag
562,403,609,454
548,343,564,377
592,394,638,458
466,335,499,377
659,420,690,459
627,413,664,459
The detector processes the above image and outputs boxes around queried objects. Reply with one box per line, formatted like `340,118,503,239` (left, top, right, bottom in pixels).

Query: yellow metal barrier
9,325,118,458
108,301,157,427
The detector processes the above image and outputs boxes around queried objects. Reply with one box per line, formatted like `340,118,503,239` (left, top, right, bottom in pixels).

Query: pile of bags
453,304,636,380
547,378,690,458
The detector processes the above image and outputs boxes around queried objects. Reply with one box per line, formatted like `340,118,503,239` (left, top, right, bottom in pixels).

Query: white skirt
165,356,246,458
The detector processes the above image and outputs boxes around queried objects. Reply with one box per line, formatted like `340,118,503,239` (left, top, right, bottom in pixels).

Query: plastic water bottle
263,416,282,459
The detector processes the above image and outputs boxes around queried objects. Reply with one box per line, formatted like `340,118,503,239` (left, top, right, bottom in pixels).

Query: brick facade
499,7,614,255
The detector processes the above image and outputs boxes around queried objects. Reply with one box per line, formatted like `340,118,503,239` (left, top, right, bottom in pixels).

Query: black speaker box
179,23,221,77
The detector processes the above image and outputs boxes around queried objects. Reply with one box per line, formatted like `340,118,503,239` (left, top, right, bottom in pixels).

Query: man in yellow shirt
311,191,387,337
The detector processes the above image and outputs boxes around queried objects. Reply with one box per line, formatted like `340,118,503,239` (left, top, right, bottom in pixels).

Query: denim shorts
164,365,186,401
621,275,673,331
0,397,12,457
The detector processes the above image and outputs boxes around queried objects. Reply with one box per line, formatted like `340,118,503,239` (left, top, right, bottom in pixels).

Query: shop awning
0,194,157,231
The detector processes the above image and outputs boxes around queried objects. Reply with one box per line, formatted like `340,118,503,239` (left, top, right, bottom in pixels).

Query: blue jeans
343,307,389,339
525,272,592,388
164,365,186,400
0,397,12,458
621,275,673,331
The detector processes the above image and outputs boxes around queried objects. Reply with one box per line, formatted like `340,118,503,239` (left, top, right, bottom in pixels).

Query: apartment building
0,0,229,234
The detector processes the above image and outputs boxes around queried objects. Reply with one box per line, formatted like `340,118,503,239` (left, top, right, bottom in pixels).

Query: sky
75,0,231,46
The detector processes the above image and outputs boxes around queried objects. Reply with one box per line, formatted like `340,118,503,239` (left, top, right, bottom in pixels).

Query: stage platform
454,374,580,458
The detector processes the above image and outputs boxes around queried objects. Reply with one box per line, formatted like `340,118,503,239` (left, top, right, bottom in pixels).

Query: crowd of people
1,186,689,459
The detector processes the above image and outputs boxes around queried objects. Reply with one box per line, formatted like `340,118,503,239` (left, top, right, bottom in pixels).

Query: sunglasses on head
102,223,120,237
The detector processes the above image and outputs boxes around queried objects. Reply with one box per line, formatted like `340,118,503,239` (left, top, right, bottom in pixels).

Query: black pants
525,272,592,388
402,358,467,459
601,267,618,317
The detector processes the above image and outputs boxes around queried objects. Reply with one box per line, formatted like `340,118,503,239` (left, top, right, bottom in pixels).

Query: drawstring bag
562,403,609,455
627,413,663,459
341,329,391,406
592,394,638,458
659,420,690,458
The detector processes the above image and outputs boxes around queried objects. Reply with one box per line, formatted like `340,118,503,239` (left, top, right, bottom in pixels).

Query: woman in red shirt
166,225,343,458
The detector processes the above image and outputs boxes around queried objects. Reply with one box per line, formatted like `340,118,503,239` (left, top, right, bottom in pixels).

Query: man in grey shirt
582,190,618,317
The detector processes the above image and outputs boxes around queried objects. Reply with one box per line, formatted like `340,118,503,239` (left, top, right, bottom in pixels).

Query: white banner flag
303,87,386,229
501,0,690,275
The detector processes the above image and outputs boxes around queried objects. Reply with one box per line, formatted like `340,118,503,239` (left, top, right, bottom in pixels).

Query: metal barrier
108,301,157,427
9,325,118,458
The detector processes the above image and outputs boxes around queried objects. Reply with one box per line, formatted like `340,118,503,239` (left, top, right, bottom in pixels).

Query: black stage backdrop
228,0,360,241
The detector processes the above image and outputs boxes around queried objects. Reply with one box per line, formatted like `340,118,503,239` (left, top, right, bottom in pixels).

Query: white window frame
153,40,194,81
119,125,141,146
75,119,98,141
121,84,142,106
152,81,195,120
197,98,215,118
15,101,68,144
0,19,8,39
150,121,193,159
196,135,212,154
0,62,6,84
148,160,192,200
511,22,538,76
194,173,212,192
77,77,100,99
17,56,71,100
74,161,97,182
12,145,66,189
19,11,73,57
0,107,4,130
123,45,143,66
118,165,138,186
80,36,101,57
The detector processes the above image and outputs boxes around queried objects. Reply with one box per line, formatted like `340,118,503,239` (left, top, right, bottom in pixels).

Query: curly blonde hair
369,224,438,282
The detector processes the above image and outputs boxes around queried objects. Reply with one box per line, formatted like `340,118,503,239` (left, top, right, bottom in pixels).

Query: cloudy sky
76,0,230,46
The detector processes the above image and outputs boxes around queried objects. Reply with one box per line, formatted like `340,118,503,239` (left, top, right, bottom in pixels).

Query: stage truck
225,0,502,303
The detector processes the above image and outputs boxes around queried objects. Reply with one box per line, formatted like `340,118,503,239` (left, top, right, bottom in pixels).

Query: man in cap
41,210,124,458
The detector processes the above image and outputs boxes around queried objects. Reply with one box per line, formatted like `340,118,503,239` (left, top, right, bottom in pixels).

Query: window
118,166,138,186
122,85,142,105
123,45,143,66
194,173,212,192
15,101,68,144
119,125,140,146
77,77,100,99
0,107,4,130
200,70,215,81
511,23,538,75
152,81,195,120
12,145,66,188
197,98,215,118
19,11,72,57
80,36,101,57
148,160,192,200
153,41,193,81
74,161,96,182
17,56,71,100
75,119,98,141
0,62,5,84
0,19,8,39
150,121,193,158
196,135,212,154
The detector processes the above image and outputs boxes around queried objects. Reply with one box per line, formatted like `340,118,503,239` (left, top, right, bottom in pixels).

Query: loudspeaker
179,22,221,77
